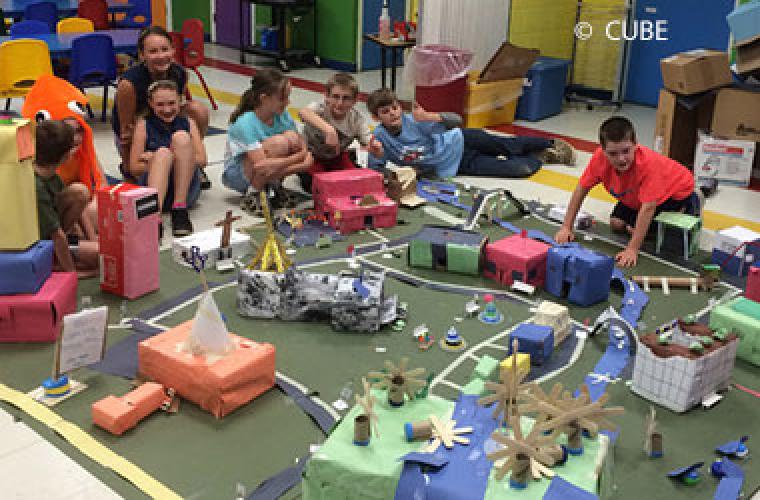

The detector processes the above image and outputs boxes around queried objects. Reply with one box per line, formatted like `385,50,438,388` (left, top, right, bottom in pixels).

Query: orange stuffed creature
21,75,105,193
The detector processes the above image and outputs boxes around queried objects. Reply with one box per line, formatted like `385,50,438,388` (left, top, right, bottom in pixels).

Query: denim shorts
222,159,251,194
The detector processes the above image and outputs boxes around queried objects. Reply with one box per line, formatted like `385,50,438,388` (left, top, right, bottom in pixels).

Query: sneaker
550,138,577,166
199,169,212,190
170,208,193,237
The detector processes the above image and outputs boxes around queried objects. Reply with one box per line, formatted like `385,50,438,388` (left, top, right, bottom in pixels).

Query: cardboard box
0,240,53,295
0,118,38,251
0,272,77,343
711,225,760,276
711,88,760,142
693,132,755,186
479,42,539,83
172,227,250,269
97,184,160,299
653,89,715,167
92,382,167,435
138,320,276,418
736,34,760,74
464,71,522,128
660,50,732,95
727,1,760,44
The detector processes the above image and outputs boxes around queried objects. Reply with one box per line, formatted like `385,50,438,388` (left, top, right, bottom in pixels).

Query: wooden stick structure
419,414,473,453
215,210,241,249
631,265,720,293
247,192,292,272
478,338,527,427
367,358,426,407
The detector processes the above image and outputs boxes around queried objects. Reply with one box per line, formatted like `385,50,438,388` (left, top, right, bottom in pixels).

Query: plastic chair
181,19,217,110
57,17,95,33
68,33,117,122
0,39,53,110
77,0,109,31
9,19,51,37
23,2,58,32
112,0,151,29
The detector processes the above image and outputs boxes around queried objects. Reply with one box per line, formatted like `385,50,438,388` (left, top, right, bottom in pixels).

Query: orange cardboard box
138,321,276,418
92,382,167,435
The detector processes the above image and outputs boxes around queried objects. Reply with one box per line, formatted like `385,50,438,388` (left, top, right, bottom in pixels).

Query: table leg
239,0,246,64
391,48,397,91
381,46,387,89
656,223,663,254
683,230,689,261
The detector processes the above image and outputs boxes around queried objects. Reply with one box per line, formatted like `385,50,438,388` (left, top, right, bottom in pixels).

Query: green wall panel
172,0,211,34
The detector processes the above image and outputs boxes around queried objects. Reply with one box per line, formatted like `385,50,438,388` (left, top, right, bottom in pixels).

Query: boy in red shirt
555,116,699,267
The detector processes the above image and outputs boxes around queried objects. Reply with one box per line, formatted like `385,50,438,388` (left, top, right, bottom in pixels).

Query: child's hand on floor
325,126,340,156
555,227,575,244
615,247,638,268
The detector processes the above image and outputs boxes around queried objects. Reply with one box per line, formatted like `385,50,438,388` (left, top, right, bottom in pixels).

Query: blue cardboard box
727,1,760,44
516,57,570,122
0,240,53,295
545,243,614,307
508,323,554,365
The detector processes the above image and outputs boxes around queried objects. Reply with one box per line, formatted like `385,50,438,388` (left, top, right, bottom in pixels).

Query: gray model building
238,267,400,332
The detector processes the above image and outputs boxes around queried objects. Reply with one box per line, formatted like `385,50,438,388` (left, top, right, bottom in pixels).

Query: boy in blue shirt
366,89,575,178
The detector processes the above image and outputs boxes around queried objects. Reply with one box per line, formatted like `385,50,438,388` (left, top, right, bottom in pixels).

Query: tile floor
2,42,760,499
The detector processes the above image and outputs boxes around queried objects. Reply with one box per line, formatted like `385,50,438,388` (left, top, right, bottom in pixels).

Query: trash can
516,57,571,122
409,45,473,118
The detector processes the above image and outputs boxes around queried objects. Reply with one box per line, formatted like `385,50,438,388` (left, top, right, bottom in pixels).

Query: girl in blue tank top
128,80,207,237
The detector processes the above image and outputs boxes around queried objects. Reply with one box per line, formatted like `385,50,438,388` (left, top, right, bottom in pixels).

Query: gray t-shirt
302,101,371,160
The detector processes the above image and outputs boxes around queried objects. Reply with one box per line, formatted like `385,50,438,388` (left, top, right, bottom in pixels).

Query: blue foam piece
394,395,499,500
714,477,744,500
0,240,53,295
246,453,311,500
667,462,704,479
399,452,450,468
716,436,749,457
612,269,649,326
543,476,599,500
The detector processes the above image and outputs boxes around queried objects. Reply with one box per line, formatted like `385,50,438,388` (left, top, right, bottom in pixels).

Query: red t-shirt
579,145,694,210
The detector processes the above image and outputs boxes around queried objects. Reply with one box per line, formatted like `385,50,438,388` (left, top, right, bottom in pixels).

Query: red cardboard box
138,321,276,418
92,382,167,435
97,184,160,299
484,232,550,287
0,272,77,343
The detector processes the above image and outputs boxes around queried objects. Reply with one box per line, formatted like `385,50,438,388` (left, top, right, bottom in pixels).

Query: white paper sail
190,292,233,355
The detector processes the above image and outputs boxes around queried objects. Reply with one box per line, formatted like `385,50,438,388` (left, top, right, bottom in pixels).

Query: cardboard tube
650,433,663,456
404,419,433,441
541,444,568,466
510,455,530,487
388,377,405,406
354,414,370,445
567,424,583,454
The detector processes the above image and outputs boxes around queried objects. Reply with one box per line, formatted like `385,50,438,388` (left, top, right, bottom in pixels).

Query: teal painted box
709,296,760,366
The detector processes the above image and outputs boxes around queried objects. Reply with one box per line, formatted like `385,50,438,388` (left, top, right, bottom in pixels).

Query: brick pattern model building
312,169,398,234
631,320,738,412
483,231,550,287
237,267,400,332
408,225,488,276
545,243,614,307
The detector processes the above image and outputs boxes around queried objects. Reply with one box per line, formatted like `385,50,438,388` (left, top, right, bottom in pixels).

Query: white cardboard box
694,133,755,186
713,225,760,259
172,228,250,268
548,205,593,230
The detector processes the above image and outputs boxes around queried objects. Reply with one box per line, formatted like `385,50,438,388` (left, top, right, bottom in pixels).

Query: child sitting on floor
34,121,99,278
365,88,575,180
223,68,313,213
298,72,371,192
128,80,206,237
555,116,701,267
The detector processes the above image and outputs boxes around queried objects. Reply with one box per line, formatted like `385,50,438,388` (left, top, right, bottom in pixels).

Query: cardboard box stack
464,43,539,128
0,117,77,343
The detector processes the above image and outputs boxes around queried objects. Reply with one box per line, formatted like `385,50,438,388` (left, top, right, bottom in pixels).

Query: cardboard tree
368,358,426,407
478,338,528,427
353,377,380,445
419,414,473,453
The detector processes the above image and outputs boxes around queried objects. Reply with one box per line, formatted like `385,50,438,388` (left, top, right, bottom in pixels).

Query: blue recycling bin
516,57,571,122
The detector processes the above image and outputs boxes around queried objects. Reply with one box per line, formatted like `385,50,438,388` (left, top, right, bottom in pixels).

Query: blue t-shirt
368,113,464,179
224,110,296,168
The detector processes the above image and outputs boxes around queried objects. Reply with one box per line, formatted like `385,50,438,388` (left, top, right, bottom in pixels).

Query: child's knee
170,130,192,148
263,135,291,157
283,130,302,150
155,146,174,162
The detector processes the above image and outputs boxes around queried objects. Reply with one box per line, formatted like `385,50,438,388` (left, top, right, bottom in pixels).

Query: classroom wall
171,0,211,34
152,0,166,28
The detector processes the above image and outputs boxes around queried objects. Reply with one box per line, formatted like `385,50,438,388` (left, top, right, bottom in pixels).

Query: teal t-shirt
224,110,296,166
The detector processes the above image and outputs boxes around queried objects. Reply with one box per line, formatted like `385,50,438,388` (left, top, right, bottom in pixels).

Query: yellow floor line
85,84,760,234
0,383,181,499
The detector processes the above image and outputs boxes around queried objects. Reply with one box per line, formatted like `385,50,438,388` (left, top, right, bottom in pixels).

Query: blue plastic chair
23,2,58,33
9,19,51,37
112,0,151,29
68,33,117,122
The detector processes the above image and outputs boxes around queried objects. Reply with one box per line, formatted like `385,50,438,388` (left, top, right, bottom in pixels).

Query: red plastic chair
77,0,110,31
168,31,193,103
180,19,217,110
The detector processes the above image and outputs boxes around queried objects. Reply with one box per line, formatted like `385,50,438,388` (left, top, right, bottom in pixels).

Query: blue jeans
457,129,551,178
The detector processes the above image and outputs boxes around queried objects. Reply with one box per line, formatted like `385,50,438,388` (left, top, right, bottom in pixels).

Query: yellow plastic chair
57,17,95,33
0,39,53,109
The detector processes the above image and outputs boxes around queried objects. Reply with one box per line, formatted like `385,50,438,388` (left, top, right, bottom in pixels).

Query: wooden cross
215,210,241,249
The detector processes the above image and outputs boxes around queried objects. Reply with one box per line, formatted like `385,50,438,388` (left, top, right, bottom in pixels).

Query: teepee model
353,377,380,446
367,358,426,407
247,191,292,272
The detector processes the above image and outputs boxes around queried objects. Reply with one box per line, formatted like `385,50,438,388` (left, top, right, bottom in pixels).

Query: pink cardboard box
0,272,77,343
484,232,550,287
97,184,160,299
138,321,276,418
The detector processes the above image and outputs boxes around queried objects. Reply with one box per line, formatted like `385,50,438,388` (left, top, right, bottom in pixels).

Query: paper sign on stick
55,306,108,376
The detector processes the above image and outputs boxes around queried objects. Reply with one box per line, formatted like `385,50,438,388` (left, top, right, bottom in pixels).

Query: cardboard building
545,244,614,307
312,169,397,234
408,225,487,276
483,231,550,287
